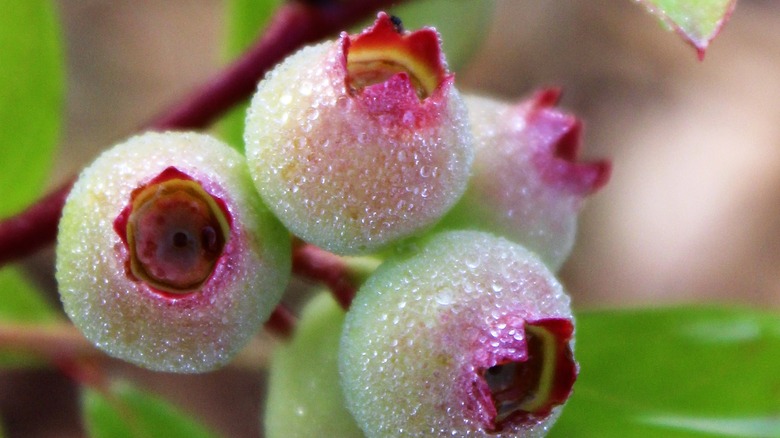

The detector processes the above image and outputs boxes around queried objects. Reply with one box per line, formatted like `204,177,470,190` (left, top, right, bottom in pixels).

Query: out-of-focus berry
439,90,610,270
265,292,363,438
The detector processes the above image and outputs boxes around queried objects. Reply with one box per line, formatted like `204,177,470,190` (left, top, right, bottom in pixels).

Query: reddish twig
150,0,407,131
0,321,274,371
292,242,358,309
0,0,408,267
264,304,298,339
0,180,74,265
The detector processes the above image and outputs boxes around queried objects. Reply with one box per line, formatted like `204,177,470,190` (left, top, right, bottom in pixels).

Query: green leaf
0,268,57,323
82,381,221,438
362,0,496,72
551,307,780,437
219,0,281,150
637,0,737,58
265,292,363,438
0,267,59,368
224,0,280,58
0,0,64,218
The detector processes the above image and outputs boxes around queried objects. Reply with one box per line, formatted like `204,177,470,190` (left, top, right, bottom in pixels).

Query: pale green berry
265,292,362,438
340,231,577,437
244,13,473,255
56,132,290,373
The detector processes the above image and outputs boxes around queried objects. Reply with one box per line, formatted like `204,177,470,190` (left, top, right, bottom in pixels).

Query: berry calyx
478,319,576,432
346,13,445,99
114,167,231,294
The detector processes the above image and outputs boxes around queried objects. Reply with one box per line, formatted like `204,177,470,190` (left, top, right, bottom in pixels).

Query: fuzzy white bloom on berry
244,13,473,255
56,132,290,373
340,231,577,437
440,90,610,270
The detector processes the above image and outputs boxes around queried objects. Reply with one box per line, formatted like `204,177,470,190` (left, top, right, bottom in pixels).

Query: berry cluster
56,13,608,437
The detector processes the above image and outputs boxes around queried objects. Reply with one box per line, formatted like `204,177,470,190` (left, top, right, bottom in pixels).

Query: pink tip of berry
343,12,448,100
468,317,577,432
517,96,611,195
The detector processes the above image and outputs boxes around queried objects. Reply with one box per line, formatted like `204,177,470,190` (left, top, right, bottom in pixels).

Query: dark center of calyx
481,322,576,431
126,178,229,294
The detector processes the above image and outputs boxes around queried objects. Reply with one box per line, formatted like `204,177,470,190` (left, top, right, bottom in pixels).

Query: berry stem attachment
292,241,380,309
0,0,410,268
265,305,298,340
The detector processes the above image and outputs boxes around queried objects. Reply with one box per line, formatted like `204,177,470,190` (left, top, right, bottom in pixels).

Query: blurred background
4,0,780,436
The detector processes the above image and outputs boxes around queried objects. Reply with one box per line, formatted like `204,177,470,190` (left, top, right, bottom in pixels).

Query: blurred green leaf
265,292,363,438
0,268,57,323
637,0,737,58
0,0,64,218
83,381,221,438
0,267,59,368
219,0,281,150
552,307,780,437
225,0,280,57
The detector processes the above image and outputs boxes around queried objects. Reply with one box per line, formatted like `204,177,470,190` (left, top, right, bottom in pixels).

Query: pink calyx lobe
471,317,577,432
343,12,448,102
113,167,232,295
522,89,611,196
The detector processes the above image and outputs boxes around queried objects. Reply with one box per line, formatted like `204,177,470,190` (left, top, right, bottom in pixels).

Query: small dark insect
390,15,404,33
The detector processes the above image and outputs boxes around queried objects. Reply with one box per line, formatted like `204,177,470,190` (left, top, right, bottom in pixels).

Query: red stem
0,180,74,265
56,357,110,393
264,304,298,339
292,242,357,309
0,0,407,268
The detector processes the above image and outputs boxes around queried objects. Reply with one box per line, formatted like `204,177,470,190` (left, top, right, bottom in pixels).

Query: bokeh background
3,0,780,436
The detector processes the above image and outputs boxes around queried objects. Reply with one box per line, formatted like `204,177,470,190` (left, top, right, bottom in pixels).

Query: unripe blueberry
439,90,610,270
56,132,290,373
244,12,473,255
265,292,362,438
340,231,577,437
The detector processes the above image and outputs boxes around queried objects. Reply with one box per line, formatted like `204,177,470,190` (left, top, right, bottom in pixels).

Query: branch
0,0,409,267
264,305,298,339
0,321,274,372
150,0,407,131
0,180,73,265
292,241,381,309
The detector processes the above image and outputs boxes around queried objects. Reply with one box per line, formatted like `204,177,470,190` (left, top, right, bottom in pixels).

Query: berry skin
244,12,473,255
265,292,363,438
439,90,610,270
56,132,290,373
340,231,577,437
